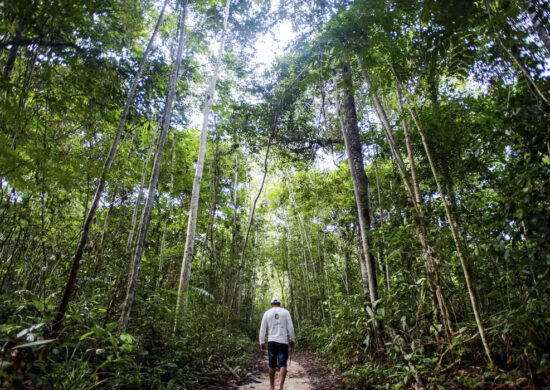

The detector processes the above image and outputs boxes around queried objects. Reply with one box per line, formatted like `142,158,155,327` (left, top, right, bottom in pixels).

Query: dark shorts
267,341,289,368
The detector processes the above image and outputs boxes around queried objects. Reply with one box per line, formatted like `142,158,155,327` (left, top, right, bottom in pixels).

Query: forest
1,0,549,388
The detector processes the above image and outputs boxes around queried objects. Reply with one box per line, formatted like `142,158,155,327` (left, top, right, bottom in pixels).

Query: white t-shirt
259,307,295,345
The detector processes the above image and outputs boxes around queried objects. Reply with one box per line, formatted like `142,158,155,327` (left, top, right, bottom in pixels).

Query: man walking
259,296,295,390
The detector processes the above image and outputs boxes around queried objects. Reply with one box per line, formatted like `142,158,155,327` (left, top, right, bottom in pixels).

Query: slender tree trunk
50,0,170,338
206,147,220,285
249,264,258,330
334,75,371,298
285,224,299,326
300,240,313,320
405,91,494,366
0,227,24,293
397,96,421,205
157,133,177,288
373,160,391,291
368,188,386,290
224,154,240,304
230,154,240,263
485,0,550,107
356,57,414,198
157,214,169,288
393,75,454,337
341,237,351,296
278,271,286,305
127,123,159,253
321,231,334,328
93,187,118,277
119,0,188,333
173,0,231,333
287,178,324,314
227,133,273,316
359,58,453,337
338,62,378,303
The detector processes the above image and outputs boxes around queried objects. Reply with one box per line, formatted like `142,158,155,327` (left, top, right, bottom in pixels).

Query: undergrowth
297,294,550,389
0,293,255,389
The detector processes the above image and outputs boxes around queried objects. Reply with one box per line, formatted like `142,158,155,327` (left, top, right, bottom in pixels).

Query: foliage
2,0,550,387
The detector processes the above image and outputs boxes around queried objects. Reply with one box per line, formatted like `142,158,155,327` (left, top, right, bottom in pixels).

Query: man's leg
269,367,276,389
267,342,277,390
277,343,289,390
278,366,287,390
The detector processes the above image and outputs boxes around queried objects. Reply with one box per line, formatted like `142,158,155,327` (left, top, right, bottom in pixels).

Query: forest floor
230,350,343,390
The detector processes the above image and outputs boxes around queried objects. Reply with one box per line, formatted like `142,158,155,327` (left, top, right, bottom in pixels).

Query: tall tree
120,0,189,333
174,0,232,332
338,61,378,304
50,0,170,337
406,95,494,366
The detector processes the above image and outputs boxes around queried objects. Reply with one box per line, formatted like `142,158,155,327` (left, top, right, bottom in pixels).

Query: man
259,296,295,390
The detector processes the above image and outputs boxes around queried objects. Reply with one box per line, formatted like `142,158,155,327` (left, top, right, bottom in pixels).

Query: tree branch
0,38,82,52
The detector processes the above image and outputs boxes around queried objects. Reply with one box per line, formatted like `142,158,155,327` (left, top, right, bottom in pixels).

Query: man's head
271,296,281,307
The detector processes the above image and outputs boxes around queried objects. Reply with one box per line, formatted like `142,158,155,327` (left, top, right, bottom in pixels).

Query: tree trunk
157,214,169,288
356,57,414,198
333,75,371,298
127,123,159,253
285,224,299,326
50,0,170,338
405,90,494,366
340,234,351,296
394,74,454,337
227,132,273,316
92,187,118,277
338,62,378,303
359,58,453,337
373,160,391,291
287,178,324,313
223,154,240,304
206,146,220,286
173,0,231,333
230,154,240,263
157,133,177,288
485,0,550,107
321,231,334,328
119,0,188,333
249,264,258,330
0,227,24,293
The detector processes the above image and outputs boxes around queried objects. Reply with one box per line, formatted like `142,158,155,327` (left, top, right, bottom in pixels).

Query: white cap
271,296,281,304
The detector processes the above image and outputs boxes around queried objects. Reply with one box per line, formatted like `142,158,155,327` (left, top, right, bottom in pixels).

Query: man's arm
259,312,267,346
287,311,295,346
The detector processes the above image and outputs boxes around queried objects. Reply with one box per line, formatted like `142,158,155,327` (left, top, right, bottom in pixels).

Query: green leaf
120,333,135,344
13,339,55,349
80,331,95,341
105,322,118,333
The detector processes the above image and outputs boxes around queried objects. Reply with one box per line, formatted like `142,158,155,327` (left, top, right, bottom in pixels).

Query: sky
250,19,296,73
189,12,296,128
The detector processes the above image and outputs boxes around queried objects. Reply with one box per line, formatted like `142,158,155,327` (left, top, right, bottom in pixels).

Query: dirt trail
239,359,311,390
237,351,342,390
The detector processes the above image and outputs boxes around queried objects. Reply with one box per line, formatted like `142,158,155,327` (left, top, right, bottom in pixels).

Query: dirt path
237,351,342,390
239,359,312,390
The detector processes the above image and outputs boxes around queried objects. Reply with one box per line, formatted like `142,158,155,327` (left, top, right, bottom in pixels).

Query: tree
174,0,232,332
50,0,171,337
338,61,378,304
120,0,189,333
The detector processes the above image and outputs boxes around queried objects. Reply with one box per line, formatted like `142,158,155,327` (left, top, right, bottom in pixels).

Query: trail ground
235,350,342,390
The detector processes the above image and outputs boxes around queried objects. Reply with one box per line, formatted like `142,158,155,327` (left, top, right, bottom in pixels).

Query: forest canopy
1,0,549,388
